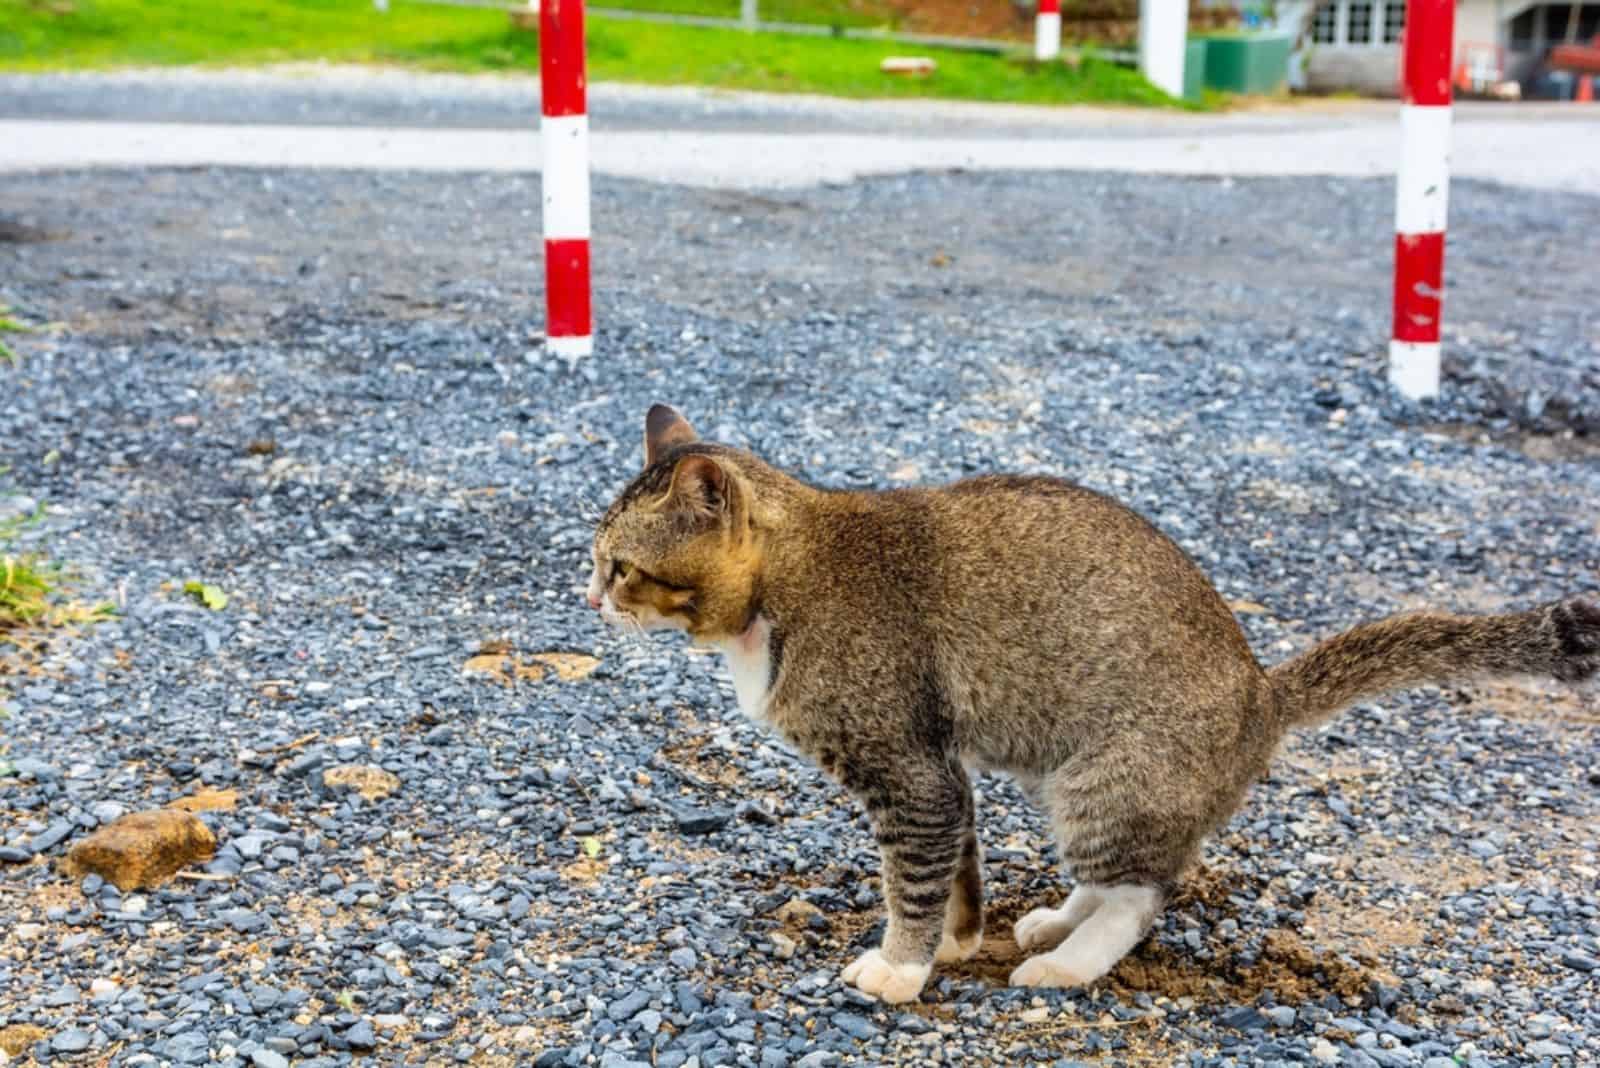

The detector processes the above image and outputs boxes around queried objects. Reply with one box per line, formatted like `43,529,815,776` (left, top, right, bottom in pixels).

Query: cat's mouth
599,598,646,636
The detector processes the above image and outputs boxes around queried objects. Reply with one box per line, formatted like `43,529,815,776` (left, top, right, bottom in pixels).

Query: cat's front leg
935,826,983,963
840,761,973,1004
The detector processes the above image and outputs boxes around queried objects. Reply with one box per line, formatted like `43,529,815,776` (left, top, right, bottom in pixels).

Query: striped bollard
1137,0,1188,98
541,0,593,360
1389,0,1454,400
1035,0,1061,61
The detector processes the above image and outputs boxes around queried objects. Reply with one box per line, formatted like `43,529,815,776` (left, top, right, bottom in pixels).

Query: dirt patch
1422,421,1600,462
531,652,601,681
461,643,600,685
1452,679,1600,728
749,864,886,958
941,866,1381,1008
167,787,239,813
1320,569,1516,619
321,764,402,801
560,854,611,884
1123,928,1373,1004
1121,868,1381,1007
658,735,747,789
938,881,1037,986
817,905,883,955
462,650,548,685
644,830,721,866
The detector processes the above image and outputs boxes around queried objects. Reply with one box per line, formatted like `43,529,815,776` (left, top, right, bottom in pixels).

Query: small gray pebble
52,1029,93,1053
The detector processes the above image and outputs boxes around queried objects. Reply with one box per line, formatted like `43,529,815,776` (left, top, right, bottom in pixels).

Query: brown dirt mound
943,866,1379,1008
1109,929,1375,1005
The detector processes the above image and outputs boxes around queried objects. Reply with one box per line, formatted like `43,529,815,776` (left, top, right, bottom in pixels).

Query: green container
1183,38,1207,100
1195,31,1293,94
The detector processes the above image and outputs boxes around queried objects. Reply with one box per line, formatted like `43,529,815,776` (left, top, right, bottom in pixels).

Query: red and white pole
1389,0,1454,400
540,0,593,360
1035,0,1061,61
1137,0,1189,97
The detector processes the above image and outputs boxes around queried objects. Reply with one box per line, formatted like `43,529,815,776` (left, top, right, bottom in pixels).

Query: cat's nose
586,592,602,610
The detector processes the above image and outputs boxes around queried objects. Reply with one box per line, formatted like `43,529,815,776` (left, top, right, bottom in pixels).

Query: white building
1299,0,1600,93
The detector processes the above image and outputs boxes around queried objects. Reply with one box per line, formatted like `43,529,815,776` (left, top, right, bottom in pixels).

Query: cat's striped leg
935,826,983,963
840,761,972,1004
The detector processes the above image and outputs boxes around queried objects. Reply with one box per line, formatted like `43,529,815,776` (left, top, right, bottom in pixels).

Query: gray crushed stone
0,165,1596,1067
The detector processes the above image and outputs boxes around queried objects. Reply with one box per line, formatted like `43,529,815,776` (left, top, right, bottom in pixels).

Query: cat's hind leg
1012,882,1101,953
1010,884,1163,988
1009,751,1194,988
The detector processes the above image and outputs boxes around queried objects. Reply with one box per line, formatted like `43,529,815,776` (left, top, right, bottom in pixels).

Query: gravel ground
1,164,1598,1068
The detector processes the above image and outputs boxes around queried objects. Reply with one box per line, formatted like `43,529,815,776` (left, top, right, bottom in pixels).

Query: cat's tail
1268,596,1600,729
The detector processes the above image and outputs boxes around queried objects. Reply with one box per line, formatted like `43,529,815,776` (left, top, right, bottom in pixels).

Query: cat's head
587,405,760,640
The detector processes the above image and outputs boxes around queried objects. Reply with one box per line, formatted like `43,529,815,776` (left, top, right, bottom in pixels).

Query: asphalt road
4,67,1600,192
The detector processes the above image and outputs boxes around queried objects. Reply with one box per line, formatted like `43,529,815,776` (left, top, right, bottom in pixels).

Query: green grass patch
1,553,66,628
0,307,34,367
0,501,113,635
0,0,1187,107
0,473,114,718
592,0,891,29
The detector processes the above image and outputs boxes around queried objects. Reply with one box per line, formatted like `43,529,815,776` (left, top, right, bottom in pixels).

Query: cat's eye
609,559,631,583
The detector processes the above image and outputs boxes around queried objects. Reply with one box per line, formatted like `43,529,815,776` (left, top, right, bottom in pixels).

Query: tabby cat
586,404,1599,1004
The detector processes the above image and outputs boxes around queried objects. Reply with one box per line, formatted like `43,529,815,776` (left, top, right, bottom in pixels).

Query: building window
1312,2,1339,41
1507,3,1600,50
1555,3,1600,37
1347,0,1375,42
1510,6,1537,46
1382,0,1405,41
1311,0,1402,45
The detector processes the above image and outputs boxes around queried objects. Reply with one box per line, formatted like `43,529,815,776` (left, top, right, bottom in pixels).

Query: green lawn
595,0,891,30
0,0,1187,107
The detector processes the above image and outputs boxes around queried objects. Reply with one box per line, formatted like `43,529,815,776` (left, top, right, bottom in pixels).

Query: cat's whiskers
600,602,648,642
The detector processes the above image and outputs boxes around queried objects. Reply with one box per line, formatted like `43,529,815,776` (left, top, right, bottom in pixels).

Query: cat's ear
644,404,697,468
665,453,732,521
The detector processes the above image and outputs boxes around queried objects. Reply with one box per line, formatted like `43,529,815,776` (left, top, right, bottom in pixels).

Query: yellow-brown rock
0,1024,47,1057
530,652,600,681
60,809,216,891
321,764,401,801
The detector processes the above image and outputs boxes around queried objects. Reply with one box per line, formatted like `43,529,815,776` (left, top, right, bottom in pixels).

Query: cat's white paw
934,930,982,963
840,949,930,1003
1013,906,1077,953
1010,953,1092,990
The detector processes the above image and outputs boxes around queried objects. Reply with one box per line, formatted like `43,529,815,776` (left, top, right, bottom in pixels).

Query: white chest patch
713,617,774,722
